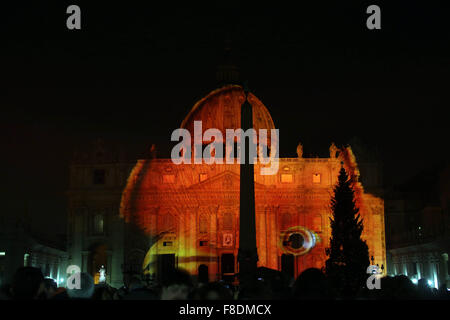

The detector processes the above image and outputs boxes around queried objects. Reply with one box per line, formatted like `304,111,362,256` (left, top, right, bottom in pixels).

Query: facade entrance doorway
221,253,235,282
281,253,295,278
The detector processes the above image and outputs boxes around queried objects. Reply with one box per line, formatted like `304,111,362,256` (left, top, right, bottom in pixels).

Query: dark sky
1,1,449,236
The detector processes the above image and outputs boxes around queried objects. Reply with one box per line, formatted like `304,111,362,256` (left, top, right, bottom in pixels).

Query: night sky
1,1,449,236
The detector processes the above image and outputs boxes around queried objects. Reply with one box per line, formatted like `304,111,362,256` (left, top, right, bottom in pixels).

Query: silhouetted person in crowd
92,284,115,300
51,286,69,300
113,284,128,300
292,268,334,300
390,275,418,299
0,284,12,300
42,278,57,299
261,272,292,299
122,276,157,300
417,278,434,299
160,269,193,300
437,284,450,300
237,279,272,300
198,265,209,285
66,272,94,299
193,282,233,300
10,267,45,300
128,276,145,291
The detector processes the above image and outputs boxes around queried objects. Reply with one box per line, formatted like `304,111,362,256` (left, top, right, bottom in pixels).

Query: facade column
179,207,188,271
109,213,125,288
440,253,448,288
268,206,277,270
191,208,197,275
149,212,158,277
106,250,113,285
110,213,124,288
258,207,267,267
210,206,218,281
70,213,83,273
81,251,88,273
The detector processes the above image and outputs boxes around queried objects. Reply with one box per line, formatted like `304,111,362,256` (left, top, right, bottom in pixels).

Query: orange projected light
279,226,321,256
119,85,386,281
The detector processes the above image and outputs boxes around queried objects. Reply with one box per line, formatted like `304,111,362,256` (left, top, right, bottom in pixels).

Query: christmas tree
325,164,369,297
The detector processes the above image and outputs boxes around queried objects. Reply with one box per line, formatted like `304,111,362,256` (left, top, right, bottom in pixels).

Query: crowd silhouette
1,266,449,300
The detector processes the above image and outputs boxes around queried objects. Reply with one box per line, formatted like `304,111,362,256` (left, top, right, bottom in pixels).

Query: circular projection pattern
288,233,304,249
280,226,320,256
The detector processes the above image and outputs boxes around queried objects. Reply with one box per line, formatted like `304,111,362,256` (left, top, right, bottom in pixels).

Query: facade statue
296,142,303,158
99,265,106,283
150,144,157,159
329,142,338,159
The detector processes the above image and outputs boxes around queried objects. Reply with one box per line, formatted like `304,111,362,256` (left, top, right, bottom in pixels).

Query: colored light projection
280,226,320,256
119,85,386,280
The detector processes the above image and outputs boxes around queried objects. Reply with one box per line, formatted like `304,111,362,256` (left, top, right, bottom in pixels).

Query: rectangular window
163,174,175,184
199,241,208,247
163,241,173,247
281,174,293,183
88,211,105,236
313,173,321,184
93,169,106,185
94,214,104,235
199,216,208,234
223,213,233,230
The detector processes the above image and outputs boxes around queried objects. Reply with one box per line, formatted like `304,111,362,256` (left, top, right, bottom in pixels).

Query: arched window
281,174,293,183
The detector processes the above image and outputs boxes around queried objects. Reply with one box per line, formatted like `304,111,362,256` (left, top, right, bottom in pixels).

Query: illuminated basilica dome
180,84,275,145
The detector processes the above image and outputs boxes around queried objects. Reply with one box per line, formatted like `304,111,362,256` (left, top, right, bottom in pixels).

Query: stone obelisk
237,84,258,284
